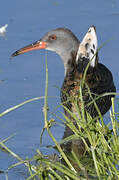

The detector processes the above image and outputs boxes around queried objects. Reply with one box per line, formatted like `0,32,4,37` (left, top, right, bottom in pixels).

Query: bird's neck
60,50,78,75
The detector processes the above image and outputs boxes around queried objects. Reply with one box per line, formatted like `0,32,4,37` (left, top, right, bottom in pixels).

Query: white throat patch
76,26,98,67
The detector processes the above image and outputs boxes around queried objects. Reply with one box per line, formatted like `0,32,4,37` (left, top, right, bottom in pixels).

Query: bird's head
12,28,79,72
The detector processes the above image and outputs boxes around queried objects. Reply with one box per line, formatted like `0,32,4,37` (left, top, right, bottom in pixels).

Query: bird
11,26,116,160
0,24,8,36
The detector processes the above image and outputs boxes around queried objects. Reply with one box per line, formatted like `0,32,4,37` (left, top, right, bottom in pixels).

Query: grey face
40,28,79,57
11,28,80,73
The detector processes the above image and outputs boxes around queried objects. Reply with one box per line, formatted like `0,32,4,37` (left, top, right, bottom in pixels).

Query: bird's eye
49,34,57,41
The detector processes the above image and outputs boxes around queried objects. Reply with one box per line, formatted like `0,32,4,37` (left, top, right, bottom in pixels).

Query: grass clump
0,58,119,180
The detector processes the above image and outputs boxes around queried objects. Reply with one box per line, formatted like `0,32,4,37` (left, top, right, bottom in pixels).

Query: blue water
0,0,119,179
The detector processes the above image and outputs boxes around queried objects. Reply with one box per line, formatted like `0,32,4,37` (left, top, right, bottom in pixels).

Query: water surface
0,0,119,179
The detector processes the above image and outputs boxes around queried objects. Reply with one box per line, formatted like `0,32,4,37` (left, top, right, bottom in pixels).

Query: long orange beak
11,41,47,57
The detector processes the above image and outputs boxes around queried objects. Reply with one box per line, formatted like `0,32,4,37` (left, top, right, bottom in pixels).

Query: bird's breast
61,70,87,110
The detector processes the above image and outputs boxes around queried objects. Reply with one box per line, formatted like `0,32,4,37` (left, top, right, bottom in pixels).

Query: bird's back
61,62,116,119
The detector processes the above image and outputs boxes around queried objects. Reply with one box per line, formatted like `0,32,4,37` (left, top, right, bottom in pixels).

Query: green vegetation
0,58,119,180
